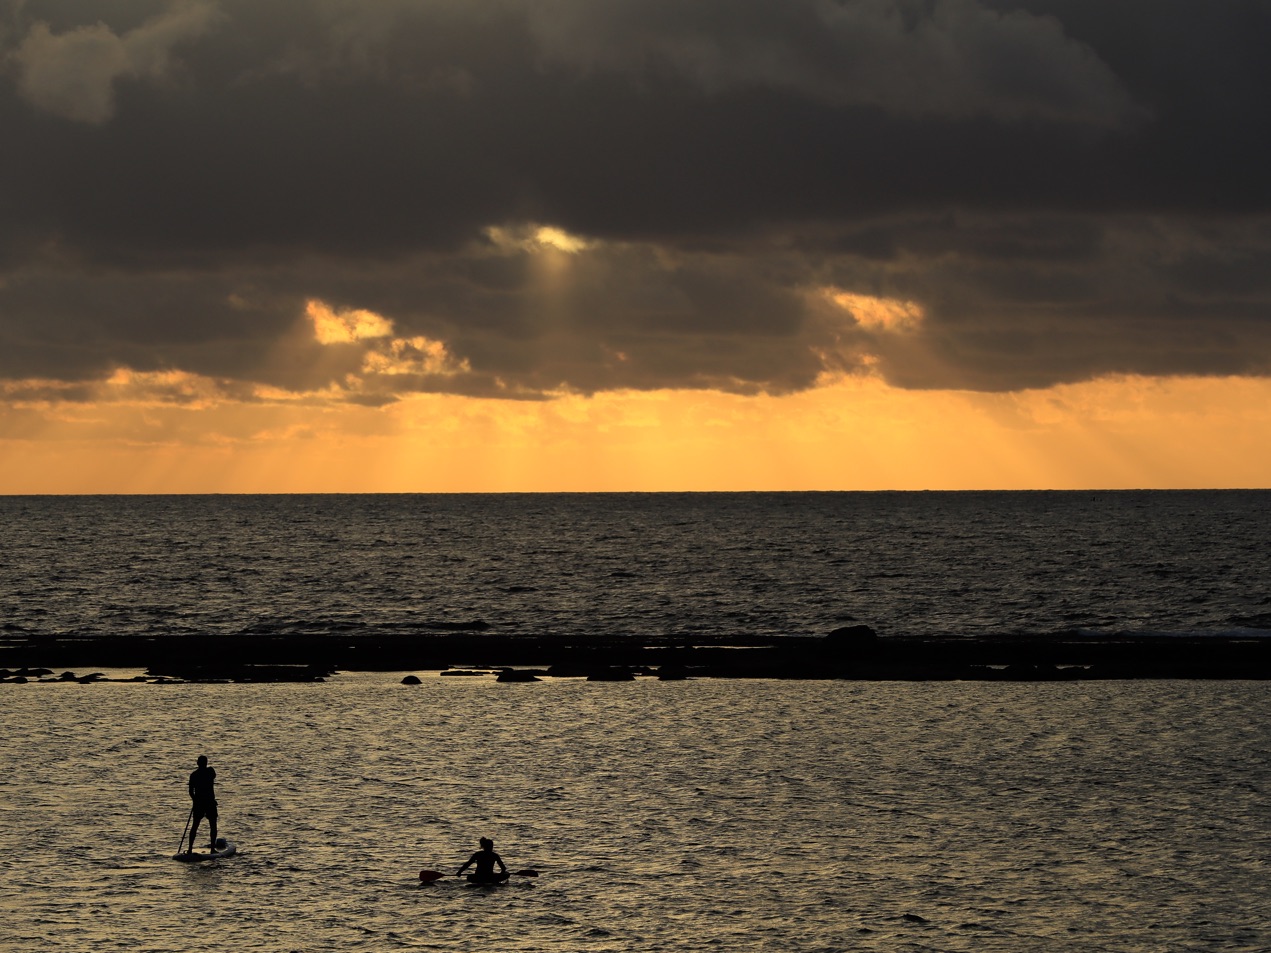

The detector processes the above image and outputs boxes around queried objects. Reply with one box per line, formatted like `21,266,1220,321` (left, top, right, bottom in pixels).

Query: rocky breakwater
2,626,1270,682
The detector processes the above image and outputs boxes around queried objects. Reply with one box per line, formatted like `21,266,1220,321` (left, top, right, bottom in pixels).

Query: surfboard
174,840,237,862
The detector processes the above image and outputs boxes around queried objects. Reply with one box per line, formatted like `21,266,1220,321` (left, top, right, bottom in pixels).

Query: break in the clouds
2,0,1271,404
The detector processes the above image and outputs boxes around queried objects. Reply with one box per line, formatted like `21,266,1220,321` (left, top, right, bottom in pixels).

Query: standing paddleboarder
456,837,509,883
186,755,218,854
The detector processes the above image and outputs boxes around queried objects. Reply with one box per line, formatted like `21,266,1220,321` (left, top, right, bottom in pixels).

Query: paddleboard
466,872,510,885
174,839,237,862
420,868,535,883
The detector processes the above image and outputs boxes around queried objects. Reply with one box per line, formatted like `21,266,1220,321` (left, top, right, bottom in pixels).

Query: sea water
2,490,1269,643
2,492,1270,951
1,674,1268,952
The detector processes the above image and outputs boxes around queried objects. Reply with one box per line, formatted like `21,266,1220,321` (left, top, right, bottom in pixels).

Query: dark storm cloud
2,0,1270,399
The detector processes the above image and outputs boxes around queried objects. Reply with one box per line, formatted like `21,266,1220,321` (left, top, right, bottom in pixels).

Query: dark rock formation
1,629,1269,681
144,662,333,682
496,669,544,682
827,624,879,647
586,668,636,681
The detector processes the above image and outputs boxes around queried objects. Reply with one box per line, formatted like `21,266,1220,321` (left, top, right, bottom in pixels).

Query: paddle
419,868,539,882
177,806,193,856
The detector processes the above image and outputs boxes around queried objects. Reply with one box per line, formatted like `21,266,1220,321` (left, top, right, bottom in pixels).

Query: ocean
2,491,1269,951
2,675,1268,952
2,490,1270,643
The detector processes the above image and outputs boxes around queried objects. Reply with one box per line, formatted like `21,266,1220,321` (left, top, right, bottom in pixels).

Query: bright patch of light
362,336,470,376
534,226,589,253
485,223,592,254
307,299,394,344
828,290,924,332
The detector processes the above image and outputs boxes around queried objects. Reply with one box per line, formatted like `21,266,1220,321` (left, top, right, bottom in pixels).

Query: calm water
2,675,1268,952
2,491,1270,644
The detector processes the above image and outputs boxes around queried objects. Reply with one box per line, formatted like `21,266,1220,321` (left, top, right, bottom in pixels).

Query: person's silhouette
187,755,218,853
456,837,509,883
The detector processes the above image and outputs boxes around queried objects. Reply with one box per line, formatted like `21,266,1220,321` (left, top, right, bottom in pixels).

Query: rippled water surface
2,491,1270,642
3,676,1268,952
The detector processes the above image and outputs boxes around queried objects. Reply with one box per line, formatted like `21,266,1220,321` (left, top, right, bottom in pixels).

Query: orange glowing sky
4,354,1269,494
3,282,1270,493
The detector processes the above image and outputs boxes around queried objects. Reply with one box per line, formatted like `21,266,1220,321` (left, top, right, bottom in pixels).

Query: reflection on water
2,675,1268,952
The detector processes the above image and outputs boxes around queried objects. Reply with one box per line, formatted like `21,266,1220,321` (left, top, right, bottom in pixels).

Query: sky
2,0,1270,492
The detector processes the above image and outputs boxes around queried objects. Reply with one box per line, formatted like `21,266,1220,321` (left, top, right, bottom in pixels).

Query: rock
823,626,880,666
144,663,334,682
544,665,588,678
496,669,543,682
401,675,422,685
826,624,878,646
586,668,636,681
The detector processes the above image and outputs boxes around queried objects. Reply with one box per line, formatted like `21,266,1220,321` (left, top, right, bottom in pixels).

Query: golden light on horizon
2,370,1269,494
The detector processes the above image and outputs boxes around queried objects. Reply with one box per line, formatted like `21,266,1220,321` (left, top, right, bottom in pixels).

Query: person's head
197,755,208,767
479,837,493,850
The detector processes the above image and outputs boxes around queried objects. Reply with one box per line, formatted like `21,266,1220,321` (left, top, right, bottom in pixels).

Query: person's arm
188,774,195,799
495,852,507,873
456,853,476,876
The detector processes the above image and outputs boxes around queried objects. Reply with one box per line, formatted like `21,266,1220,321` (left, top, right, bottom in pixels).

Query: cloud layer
3,0,1271,404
